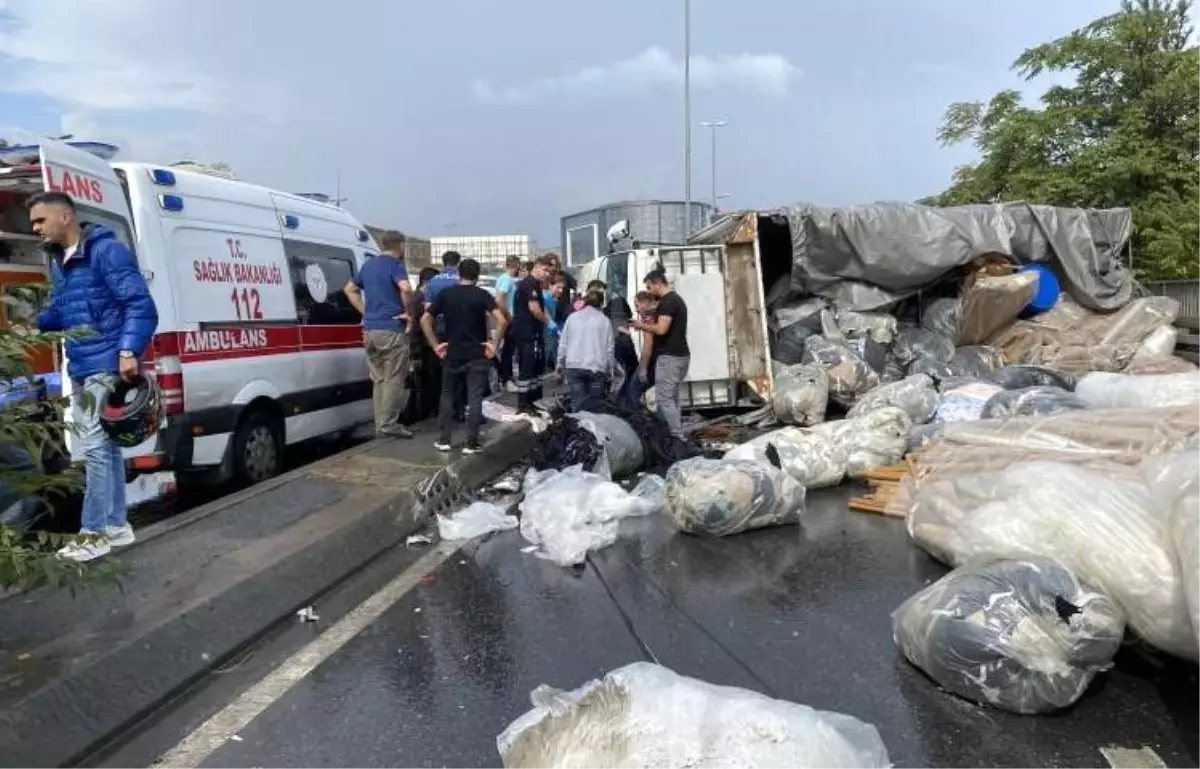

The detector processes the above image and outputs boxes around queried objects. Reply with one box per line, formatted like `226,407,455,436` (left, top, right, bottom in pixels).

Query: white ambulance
0,139,378,502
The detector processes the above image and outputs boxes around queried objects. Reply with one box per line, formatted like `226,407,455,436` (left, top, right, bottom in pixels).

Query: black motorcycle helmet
100,374,161,448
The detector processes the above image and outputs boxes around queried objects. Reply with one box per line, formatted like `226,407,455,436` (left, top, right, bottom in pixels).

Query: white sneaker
105,524,136,547
57,533,111,563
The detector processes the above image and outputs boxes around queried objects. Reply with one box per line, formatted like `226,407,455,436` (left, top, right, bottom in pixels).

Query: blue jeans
565,369,607,412
73,374,127,532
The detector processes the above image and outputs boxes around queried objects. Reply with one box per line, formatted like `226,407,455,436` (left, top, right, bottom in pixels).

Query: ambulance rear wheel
233,410,283,484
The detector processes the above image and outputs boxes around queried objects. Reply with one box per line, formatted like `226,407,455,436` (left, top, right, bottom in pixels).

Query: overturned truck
583,201,1135,411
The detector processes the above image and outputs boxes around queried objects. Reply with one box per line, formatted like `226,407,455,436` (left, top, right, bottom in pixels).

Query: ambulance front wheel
233,408,284,484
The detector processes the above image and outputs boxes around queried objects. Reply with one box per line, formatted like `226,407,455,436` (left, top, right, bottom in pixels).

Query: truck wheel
233,410,283,484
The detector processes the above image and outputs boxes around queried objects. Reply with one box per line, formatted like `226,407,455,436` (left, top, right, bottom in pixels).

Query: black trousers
514,335,545,410
438,358,491,443
498,326,517,384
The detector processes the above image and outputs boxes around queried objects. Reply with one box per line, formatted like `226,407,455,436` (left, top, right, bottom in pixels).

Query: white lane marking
1101,745,1167,768
155,541,460,768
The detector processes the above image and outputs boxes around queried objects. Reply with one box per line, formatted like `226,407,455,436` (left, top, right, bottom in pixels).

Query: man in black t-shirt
421,259,507,453
509,255,555,412
632,269,690,438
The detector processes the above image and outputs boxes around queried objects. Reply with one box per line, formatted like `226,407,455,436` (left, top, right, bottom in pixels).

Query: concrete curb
0,421,532,769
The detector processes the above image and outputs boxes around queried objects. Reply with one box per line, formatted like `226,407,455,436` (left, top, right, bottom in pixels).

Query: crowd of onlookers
351,233,690,454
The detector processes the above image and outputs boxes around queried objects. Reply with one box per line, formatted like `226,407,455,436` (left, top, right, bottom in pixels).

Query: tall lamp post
683,0,692,235
699,119,729,210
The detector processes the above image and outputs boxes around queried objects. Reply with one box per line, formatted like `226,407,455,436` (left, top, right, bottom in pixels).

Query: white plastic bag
892,558,1125,714
519,465,657,566
664,457,806,537
1143,451,1200,640
496,662,891,769
906,460,1197,660
1075,371,1200,409
437,501,518,541
1132,324,1178,360
570,412,645,479
724,427,847,489
847,374,939,425
630,473,666,512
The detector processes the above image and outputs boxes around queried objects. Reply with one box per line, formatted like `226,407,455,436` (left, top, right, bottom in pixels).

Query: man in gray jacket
556,288,614,411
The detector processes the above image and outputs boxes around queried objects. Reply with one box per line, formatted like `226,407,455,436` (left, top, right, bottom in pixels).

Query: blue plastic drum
1021,264,1060,316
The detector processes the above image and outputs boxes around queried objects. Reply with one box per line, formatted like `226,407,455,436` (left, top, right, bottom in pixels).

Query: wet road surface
99,486,1198,768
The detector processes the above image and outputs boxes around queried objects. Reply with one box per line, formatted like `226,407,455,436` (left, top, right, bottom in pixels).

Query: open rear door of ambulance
37,140,162,483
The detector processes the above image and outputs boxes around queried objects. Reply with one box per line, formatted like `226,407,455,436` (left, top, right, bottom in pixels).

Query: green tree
925,0,1199,281
0,287,124,594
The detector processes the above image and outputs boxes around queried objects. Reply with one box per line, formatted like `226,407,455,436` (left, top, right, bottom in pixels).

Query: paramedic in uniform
510,256,555,413
344,232,414,439
28,191,158,562
633,269,689,438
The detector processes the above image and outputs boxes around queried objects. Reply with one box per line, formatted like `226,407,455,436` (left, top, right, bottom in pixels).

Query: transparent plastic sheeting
892,558,1124,714
904,458,1198,660
987,364,1075,391
664,457,806,537
519,466,657,567
799,335,879,408
437,502,518,541
991,295,1181,374
1075,371,1200,410
1144,451,1200,640
496,662,892,769
890,406,1200,522
809,406,911,478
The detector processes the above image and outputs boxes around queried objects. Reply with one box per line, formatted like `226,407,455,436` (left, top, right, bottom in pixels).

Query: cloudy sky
0,0,1130,244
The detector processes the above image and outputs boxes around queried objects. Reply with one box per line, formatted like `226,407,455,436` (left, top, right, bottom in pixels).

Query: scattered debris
296,606,319,623
405,534,433,547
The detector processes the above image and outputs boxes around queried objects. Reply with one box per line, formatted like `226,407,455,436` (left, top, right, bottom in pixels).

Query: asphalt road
95,485,1198,769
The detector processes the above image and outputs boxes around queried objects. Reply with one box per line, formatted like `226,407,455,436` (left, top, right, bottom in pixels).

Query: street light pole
683,0,692,235
699,119,728,210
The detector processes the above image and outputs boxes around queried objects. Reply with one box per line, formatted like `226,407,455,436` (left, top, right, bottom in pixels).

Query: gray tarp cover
781,202,1133,312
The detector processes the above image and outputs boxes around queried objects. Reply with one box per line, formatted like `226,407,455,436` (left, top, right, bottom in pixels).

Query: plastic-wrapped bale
892,558,1125,714
847,374,939,425
907,356,954,383
1133,325,1178,360
664,457,806,537
988,364,1075,391
496,662,892,769
773,323,816,365
891,326,955,367
921,297,961,340
519,466,658,567
846,337,888,374
957,270,1037,346
980,386,1088,419
724,427,847,489
933,379,1005,423
771,363,829,427
800,335,880,408
1143,451,1200,639
570,412,645,479
835,308,897,345
905,459,1198,660
811,406,912,479
946,345,1005,378
1075,371,1200,409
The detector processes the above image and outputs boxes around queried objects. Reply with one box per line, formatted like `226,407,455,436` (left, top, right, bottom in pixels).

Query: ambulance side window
77,204,136,257
283,239,361,325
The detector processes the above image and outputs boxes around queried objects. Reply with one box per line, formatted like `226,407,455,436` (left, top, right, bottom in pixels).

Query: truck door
655,246,735,409
37,140,149,459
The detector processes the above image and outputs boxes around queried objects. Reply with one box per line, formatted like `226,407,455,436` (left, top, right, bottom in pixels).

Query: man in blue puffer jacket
28,192,158,562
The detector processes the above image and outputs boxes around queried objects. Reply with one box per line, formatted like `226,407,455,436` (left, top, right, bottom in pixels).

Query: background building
559,200,713,267
428,234,537,271
365,226,433,269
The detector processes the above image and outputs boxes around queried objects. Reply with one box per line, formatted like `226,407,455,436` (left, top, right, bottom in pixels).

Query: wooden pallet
848,458,917,518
